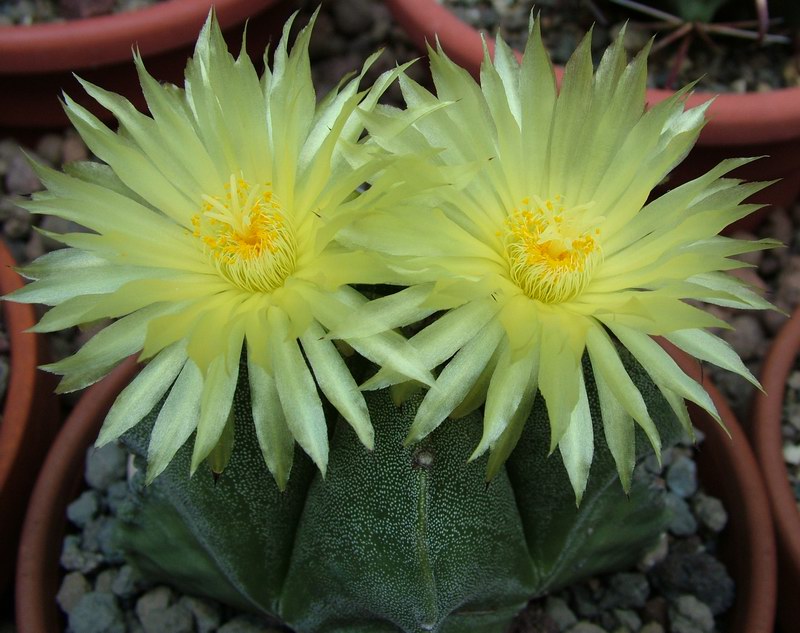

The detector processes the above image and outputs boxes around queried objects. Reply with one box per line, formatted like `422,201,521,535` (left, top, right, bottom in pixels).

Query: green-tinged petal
557,370,594,505
301,321,373,449
687,272,774,310
361,297,500,390
657,384,695,439
537,313,587,452
146,359,203,483
63,95,195,225
269,308,329,474
471,338,538,460
593,366,636,493
9,259,169,307
485,373,538,480
247,355,295,490
190,323,244,473
140,292,240,362
44,303,176,393
666,328,759,389
519,20,557,193
98,341,188,447
609,324,720,423
405,320,504,445
450,343,502,419
308,286,434,387
548,31,594,195
585,325,661,455
327,283,438,340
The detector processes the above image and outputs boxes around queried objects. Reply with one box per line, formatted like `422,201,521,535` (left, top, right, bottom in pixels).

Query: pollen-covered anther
503,195,602,304
192,174,296,292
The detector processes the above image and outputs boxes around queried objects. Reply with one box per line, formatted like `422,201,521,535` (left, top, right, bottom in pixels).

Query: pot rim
385,0,800,146
0,240,40,491
0,0,278,74
15,348,776,633
15,358,139,633
753,308,800,585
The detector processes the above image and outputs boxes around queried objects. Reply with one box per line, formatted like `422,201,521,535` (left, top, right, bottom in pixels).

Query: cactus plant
115,351,679,633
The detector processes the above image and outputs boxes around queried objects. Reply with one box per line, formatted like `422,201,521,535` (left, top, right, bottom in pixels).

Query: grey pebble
666,456,698,499
721,315,764,362
668,595,715,633
567,622,607,633
545,595,578,630
691,493,728,533
653,546,734,615
85,443,127,491
35,133,63,165
136,586,193,633
776,267,800,310
94,567,118,593
56,570,91,613
136,585,172,617
602,572,650,610
664,493,698,537
106,480,130,514
1,202,31,240
179,595,222,633
60,0,116,19
4,153,41,195
67,489,100,528
783,443,800,466
637,533,669,571
112,564,146,599
60,534,103,574
331,0,374,37
68,592,126,633
62,129,89,163
571,583,602,618
82,516,123,563
613,609,641,632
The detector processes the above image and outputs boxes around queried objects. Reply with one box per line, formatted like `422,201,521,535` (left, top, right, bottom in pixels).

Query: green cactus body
117,355,678,633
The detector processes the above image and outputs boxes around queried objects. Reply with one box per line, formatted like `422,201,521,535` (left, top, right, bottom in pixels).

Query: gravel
0,0,167,25
439,0,800,91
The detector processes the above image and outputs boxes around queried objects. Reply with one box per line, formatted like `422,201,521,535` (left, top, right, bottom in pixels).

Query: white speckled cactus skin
115,351,678,633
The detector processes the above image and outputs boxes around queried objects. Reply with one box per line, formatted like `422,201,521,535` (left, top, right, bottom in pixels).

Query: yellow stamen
192,174,296,292
503,195,602,304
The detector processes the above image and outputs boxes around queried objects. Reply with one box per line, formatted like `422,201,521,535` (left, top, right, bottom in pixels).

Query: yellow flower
8,13,433,488
343,23,776,501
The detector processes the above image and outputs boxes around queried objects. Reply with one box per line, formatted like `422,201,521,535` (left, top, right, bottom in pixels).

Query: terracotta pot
386,0,800,220
15,348,775,632
752,306,800,633
0,239,60,592
0,0,293,129
15,358,138,632
666,344,777,633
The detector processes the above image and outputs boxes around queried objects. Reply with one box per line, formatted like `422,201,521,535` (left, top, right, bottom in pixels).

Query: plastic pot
752,306,800,633
0,239,60,592
15,348,775,632
0,0,292,129
385,0,800,220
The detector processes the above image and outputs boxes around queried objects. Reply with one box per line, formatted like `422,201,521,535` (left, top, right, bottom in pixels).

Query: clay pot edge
385,0,800,146
0,0,280,74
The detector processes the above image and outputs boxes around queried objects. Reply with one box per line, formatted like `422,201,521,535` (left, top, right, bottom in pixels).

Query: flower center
192,175,296,293
502,195,601,304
